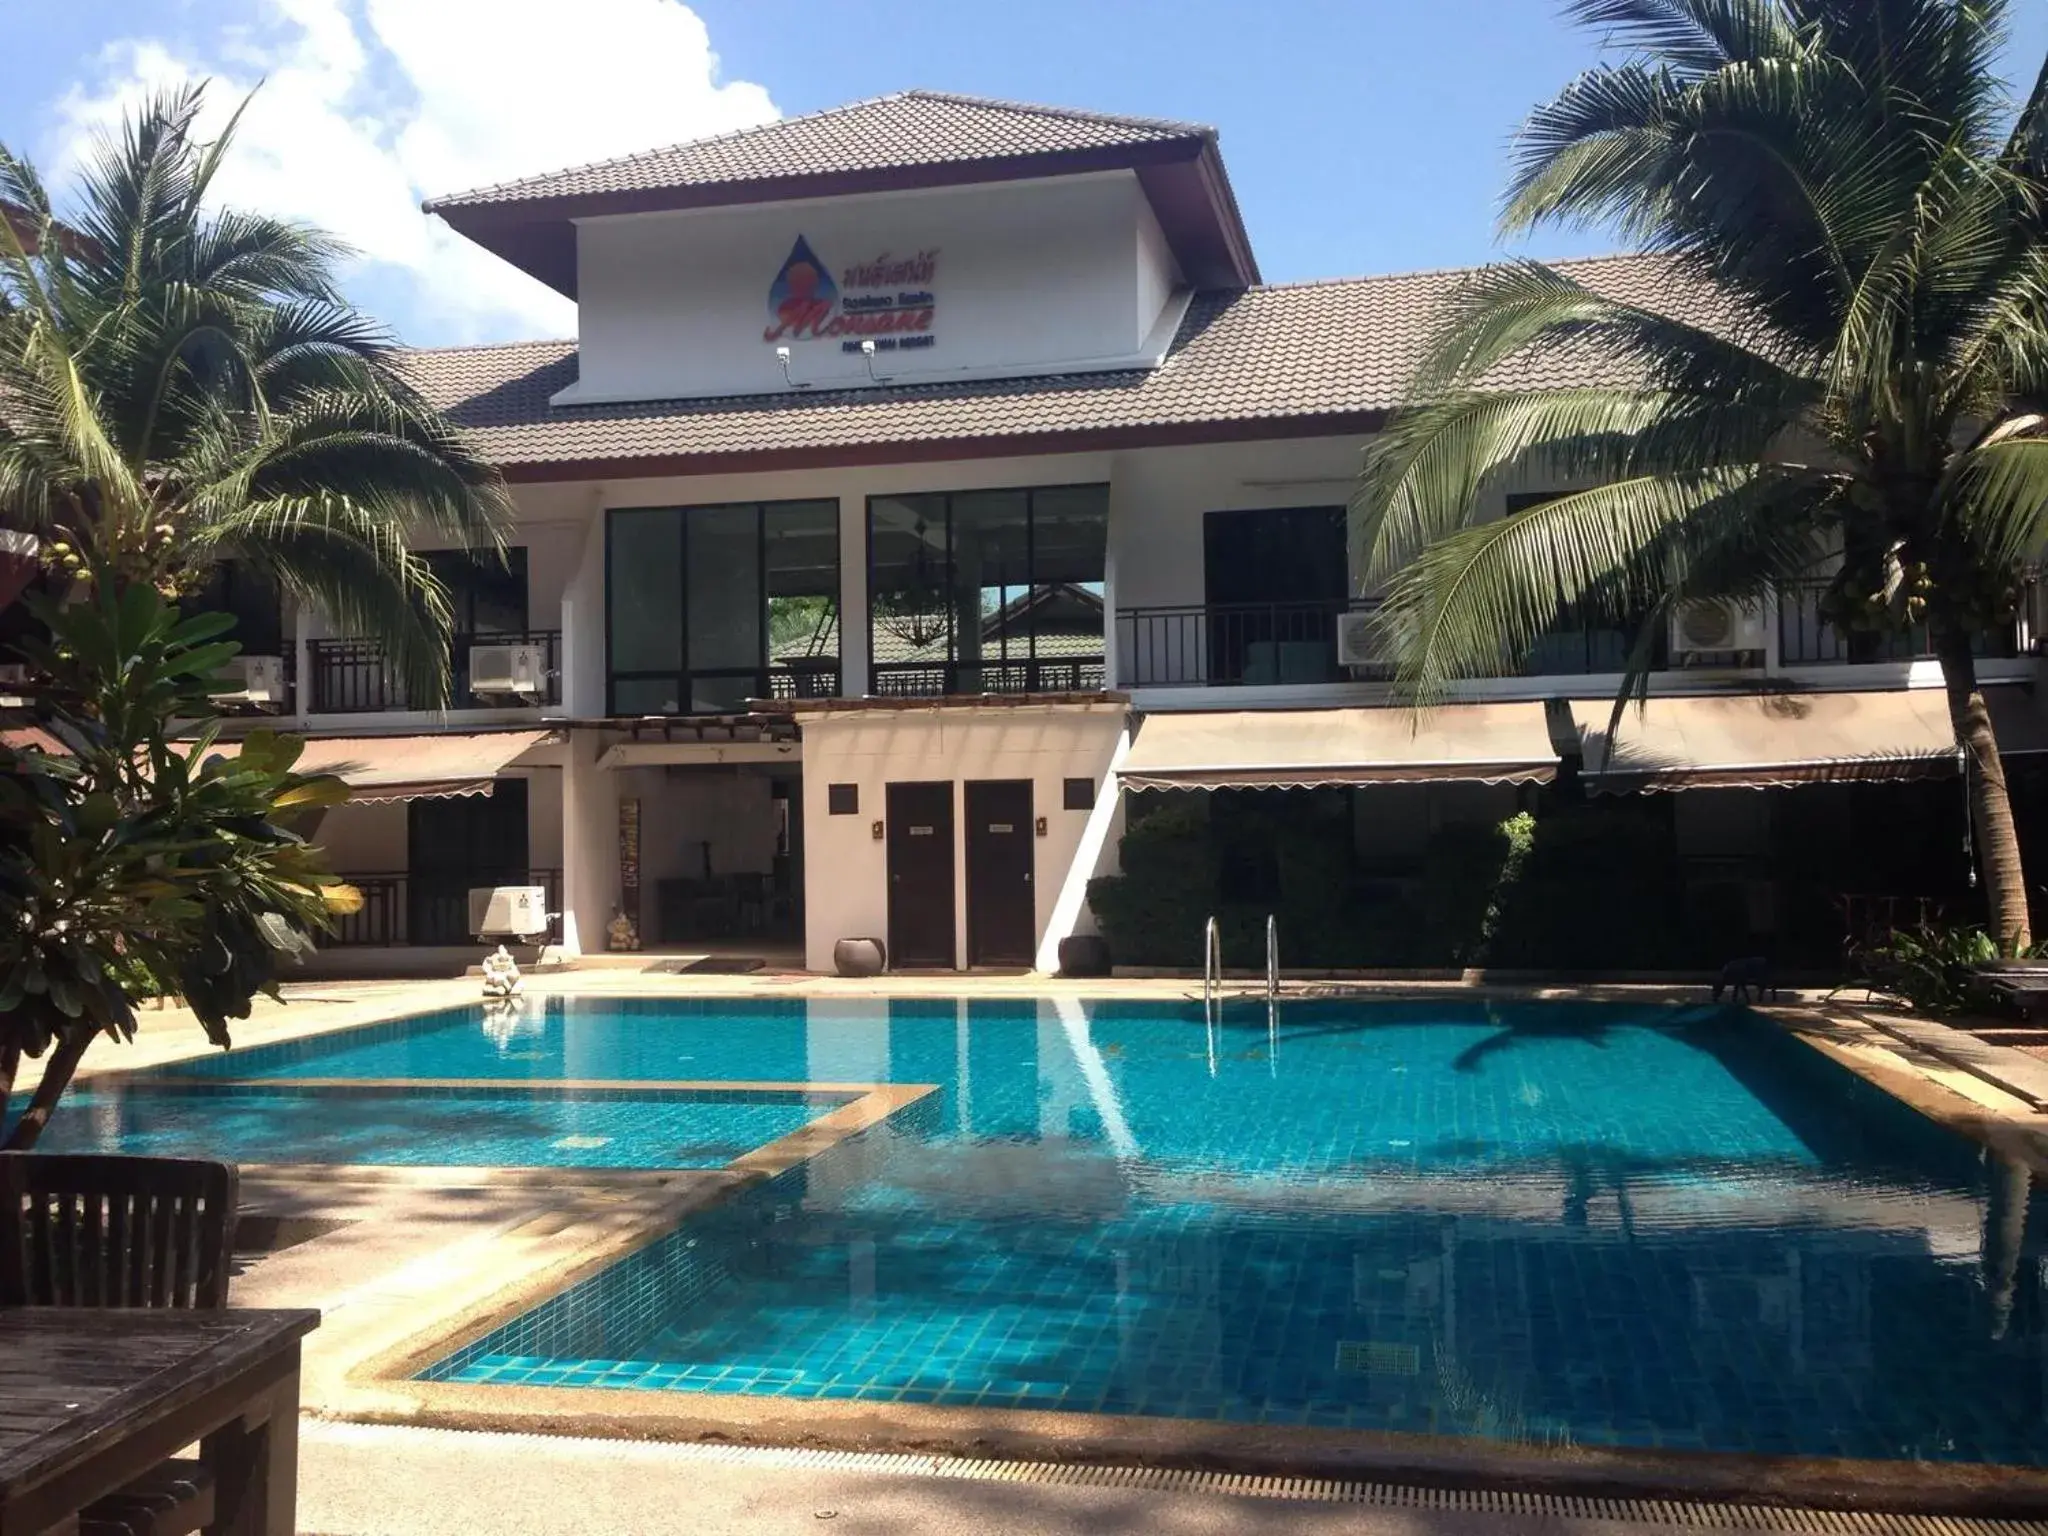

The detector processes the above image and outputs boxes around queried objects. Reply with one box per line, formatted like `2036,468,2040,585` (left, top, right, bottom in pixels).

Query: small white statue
481,943,523,998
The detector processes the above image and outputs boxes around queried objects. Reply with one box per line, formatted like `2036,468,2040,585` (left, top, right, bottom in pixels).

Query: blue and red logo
764,235,838,342
763,236,938,348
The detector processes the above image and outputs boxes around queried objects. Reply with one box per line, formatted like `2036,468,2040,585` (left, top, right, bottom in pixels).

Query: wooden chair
1,1153,239,1536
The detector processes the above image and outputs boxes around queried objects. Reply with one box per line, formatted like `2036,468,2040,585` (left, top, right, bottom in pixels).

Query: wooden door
965,780,1035,966
886,781,956,968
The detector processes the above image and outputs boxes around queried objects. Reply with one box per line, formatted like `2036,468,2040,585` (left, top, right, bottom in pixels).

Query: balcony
1775,579,2024,666
328,867,562,947
1115,600,1661,689
871,656,1106,696
308,630,562,714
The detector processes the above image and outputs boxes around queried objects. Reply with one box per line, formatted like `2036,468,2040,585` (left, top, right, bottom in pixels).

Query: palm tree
1356,0,2048,950
0,84,513,701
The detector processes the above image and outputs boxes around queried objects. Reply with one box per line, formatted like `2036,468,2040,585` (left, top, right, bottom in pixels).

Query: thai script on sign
840,249,939,289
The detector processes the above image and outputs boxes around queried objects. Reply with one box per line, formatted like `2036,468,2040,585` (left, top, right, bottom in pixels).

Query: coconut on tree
0,83,513,698
1356,0,2048,949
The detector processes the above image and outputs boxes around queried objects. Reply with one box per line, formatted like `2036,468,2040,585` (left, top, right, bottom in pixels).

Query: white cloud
45,0,778,343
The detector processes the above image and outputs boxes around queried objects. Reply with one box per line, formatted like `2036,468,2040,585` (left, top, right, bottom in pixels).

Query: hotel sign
764,235,939,354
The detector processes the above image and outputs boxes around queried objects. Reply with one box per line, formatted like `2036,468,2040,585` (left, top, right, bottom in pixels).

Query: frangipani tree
1356,0,2048,948
0,580,353,1148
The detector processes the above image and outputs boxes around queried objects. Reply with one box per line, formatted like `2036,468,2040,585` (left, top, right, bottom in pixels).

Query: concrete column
837,495,866,697
559,501,607,718
558,727,617,958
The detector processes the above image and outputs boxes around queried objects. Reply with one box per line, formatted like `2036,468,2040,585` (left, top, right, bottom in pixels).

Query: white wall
798,705,1125,971
569,171,1181,402
317,800,407,871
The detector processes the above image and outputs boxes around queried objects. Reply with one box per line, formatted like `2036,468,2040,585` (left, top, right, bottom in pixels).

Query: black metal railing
870,657,1107,696
309,630,562,713
1776,580,2021,665
1114,600,1375,689
327,867,563,947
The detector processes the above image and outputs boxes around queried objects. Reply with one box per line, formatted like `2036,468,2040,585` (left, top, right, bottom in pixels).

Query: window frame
861,481,1108,684
604,499,840,717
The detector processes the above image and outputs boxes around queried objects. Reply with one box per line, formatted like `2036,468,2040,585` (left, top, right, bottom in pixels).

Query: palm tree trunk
0,1027,92,1151
1934,623,2032,953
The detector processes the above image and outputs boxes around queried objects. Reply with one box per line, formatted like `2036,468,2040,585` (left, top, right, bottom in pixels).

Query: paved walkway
295,1422,1771,1536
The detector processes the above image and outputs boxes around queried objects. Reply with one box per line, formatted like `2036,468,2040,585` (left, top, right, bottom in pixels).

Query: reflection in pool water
72,996,2048,1460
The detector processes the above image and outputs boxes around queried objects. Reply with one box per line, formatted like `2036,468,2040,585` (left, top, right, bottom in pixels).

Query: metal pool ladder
1202,916,1223,1077
1266,913,1279,1075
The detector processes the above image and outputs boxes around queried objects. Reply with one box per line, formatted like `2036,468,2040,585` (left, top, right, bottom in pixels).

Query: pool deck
25,970,2048,1522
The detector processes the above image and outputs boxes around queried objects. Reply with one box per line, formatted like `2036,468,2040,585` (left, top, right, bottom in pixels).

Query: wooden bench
2,1154,240,1536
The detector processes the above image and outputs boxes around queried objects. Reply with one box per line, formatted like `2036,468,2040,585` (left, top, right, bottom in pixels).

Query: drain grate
303,1422,2048,1533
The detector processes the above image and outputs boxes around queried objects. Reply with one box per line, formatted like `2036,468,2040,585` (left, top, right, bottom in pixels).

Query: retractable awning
1570,688,2048,792
188,729,556,802
1118,704,1558,791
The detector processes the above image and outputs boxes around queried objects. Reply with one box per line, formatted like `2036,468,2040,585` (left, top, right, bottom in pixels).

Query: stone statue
481,943,523,997
606,907,640,952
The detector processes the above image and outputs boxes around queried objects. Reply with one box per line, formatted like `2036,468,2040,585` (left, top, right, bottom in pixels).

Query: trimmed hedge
1088,796,1681,969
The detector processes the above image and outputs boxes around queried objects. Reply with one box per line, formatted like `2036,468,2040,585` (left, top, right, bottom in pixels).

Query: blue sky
5,1,2046,346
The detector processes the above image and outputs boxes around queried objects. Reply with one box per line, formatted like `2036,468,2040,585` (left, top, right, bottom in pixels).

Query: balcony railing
1115,600,1659,688
870,656,1107,696
1115,600,1375,690
309,630,562,713
1776,580,2022,666
327,867,562,947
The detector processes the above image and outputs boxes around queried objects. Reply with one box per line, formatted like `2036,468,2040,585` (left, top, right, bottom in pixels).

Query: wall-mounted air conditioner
469,643,543,698
211,654,287,708
1334,610,1381,669
1669,600,1767,665
469,884,549,939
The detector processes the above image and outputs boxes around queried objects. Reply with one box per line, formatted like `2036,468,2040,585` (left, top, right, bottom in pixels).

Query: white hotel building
223,91,2045,974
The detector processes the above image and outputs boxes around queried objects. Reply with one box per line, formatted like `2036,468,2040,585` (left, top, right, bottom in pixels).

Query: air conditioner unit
469,643,543,698
1669,600,1767,664
210,654,287,708
469,884,549,939
1334,610,1381,669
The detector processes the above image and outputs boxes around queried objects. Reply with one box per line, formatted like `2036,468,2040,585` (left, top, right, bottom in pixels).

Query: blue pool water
57,996,2048,1462
33,1083,835,1169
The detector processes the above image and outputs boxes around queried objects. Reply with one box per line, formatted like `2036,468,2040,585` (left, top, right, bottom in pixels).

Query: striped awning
1571,688,2048,792
1118,704,1558,791
187,729,556,802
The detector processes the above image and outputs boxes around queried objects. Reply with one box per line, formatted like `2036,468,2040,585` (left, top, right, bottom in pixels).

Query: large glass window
180,561,285,655
606,500,839,715
425,547,529,634
866,484,1107,694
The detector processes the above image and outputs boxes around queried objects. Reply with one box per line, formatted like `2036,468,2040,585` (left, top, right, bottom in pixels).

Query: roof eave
429,134,1256,299
484,408,1388,485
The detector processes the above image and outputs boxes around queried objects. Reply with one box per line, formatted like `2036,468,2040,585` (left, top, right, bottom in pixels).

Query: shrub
1862,921,2030,1014
1086,801,1217,966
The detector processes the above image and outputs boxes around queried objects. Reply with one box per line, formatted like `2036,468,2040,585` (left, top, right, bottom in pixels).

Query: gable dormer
424,91,1258,404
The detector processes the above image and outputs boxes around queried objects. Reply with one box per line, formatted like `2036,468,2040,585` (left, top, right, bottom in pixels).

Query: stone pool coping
34,974,2048,1512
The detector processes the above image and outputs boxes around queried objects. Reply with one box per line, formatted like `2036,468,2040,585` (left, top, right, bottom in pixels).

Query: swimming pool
45,996,2048,1462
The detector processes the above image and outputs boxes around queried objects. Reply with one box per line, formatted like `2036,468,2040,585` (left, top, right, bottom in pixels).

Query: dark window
828,783,859,815
1063,777,1095,811
606,500,840,715
866,484,1106,693
425,547,528,633
180,561,285,654
1200,507,1348,686
1504,492,1557,516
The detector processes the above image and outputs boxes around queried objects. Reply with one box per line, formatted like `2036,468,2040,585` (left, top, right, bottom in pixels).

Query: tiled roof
401,254,1693,478
426,91,1211,212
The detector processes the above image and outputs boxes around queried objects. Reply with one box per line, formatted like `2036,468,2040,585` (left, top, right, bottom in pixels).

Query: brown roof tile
426,91,1211,212
401,254,1697,480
